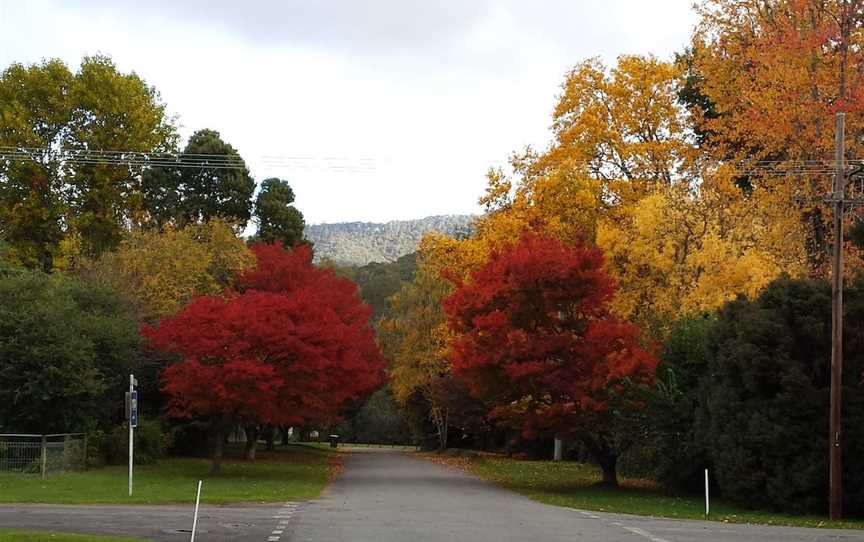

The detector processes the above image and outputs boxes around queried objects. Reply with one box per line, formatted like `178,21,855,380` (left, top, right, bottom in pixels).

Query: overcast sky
0,1,698,225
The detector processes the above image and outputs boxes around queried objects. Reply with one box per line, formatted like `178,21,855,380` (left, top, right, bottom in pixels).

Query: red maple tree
144,242,384,472
444,234,657,485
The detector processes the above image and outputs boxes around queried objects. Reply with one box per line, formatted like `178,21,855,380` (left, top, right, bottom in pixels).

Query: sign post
126,375,138,496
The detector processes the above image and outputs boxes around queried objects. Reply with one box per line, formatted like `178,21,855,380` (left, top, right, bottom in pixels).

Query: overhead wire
8,147,856,177
0,146,381,173
0,146,509,174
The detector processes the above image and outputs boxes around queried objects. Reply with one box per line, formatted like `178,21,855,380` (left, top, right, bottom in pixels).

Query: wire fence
298,440,420,451
0,433,87,478
337,442,420,451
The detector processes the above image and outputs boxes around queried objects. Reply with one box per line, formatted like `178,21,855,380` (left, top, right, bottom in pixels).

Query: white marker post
704,468,710,516
127,375,138,497
553,437,563,461
190,480,203,542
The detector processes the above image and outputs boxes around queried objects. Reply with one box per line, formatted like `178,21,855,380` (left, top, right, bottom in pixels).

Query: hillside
338,253,418,321
305,215,474,266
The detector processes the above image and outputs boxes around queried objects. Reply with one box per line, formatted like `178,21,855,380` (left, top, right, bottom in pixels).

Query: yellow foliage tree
379,259,454,448
597,176,808,334
85,218,254,320
423,55,698,281
380,262,451,405
526,55,698,203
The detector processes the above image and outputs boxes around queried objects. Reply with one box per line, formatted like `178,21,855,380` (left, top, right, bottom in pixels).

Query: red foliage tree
444,234,657,485
144,243,384,472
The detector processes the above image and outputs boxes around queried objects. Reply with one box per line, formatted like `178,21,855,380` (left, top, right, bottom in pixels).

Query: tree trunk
598,455,618,487
265,425,275,451
430,407,448,451
505,431,516,458
281,426,291,446
244,425,259,460
211,421,226,475
581,435,619,487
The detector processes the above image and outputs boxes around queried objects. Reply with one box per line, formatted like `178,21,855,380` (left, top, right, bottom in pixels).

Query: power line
0,146,511,174
19,146,853,178
0,146,384,173
0,147,246,170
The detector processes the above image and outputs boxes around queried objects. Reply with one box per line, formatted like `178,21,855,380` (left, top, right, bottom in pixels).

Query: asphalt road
283,449,864,542
0,502,298,541
1,450,863,541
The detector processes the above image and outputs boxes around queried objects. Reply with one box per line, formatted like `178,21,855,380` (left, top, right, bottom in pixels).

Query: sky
0,1,699,225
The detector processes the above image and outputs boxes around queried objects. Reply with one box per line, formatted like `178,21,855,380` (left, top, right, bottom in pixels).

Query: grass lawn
0,530,143,541
0,443,338,505
425,452,864,530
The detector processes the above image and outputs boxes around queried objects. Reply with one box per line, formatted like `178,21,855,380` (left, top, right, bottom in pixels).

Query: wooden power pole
830,111,845,520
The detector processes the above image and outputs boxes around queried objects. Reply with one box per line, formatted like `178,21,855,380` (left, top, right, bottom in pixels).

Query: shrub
698,278,864,515
624,315,714,492
104,418,169,465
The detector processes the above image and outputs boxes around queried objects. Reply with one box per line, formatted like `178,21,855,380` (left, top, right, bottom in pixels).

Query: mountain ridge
305,214,475,266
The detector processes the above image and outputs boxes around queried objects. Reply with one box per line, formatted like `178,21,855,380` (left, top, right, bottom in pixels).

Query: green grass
0,444,337,505
432,453,864,530
0,530,143,541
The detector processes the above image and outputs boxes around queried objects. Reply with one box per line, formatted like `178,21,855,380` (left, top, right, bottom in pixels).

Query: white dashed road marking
267,501,299,541
576,509,672,542
622,525,673,542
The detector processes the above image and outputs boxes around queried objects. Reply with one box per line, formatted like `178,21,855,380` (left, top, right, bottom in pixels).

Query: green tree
0,56,177,269
699,278,864,515
140,165,184,228
0,271,140,433
141,129,255,231
0,239,22,276
333,389,413,445
340,253,417,320
254,178,305,247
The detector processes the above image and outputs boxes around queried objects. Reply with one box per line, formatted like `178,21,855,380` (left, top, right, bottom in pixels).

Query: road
0,502,298,541
284,449,863,542
1,449,862,541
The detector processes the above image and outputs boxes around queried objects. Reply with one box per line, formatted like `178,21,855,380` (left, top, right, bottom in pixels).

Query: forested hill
339,253,417,321
305,215,474,266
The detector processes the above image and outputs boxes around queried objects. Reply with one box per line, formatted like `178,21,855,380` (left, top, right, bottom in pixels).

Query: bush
164,418,212,457
103,418,169,465
698,278,864,515
623,315,714,492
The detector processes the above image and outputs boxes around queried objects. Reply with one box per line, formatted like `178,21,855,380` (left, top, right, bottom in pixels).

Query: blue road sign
130,391,139,428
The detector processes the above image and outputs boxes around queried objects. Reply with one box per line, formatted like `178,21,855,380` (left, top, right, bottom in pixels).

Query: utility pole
829,112,845,520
